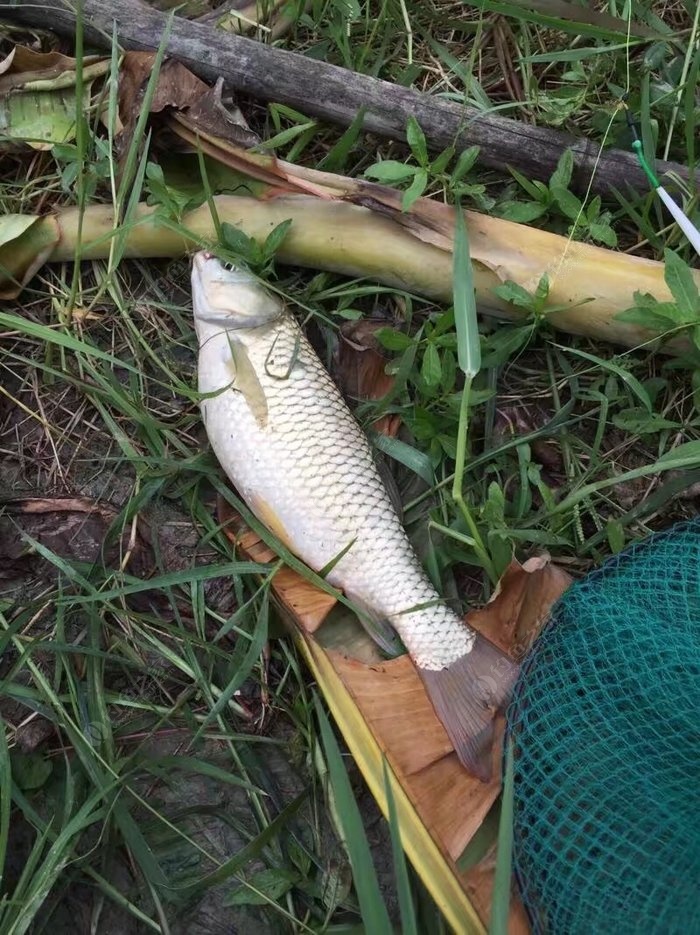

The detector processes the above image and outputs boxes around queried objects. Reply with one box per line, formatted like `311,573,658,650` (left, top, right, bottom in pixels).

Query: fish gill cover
506,518,700,935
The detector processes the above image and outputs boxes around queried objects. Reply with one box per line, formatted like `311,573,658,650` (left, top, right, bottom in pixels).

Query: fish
191,250,518,780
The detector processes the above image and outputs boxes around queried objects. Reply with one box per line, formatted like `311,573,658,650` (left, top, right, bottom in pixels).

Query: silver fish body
192,252,517,779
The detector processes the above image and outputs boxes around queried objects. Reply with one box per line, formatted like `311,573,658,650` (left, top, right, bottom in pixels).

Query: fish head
191,251,283,339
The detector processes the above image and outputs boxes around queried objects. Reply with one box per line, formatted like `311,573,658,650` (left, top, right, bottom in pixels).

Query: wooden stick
2,0,697,196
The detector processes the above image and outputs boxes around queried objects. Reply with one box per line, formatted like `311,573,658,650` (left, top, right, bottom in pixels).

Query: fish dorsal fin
228,338,269,429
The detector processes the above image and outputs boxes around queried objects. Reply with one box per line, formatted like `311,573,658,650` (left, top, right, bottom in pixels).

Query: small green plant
498,149,618,246
364,117,491,211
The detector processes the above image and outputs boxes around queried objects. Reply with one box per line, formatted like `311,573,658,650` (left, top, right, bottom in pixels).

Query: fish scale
192,251,518,780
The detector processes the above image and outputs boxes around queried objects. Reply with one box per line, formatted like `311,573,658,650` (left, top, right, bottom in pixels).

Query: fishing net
506,520,700,935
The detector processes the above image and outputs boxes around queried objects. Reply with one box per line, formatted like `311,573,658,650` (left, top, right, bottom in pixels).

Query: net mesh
506,520,700,935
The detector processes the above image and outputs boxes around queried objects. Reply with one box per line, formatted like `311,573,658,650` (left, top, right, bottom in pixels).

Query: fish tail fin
418,633,519,782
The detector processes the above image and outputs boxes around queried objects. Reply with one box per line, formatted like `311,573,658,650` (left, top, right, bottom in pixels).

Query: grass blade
452,201,480,378
314,695,392,934
489,738,515,935
382,759,418,935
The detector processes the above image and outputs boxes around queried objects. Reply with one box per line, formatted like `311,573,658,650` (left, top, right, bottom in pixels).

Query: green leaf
549,148,574,190
494,280,536,310
612,407,679,434
317,106,366,171
383,761,418,935
663,248,700,318
606,519,625,554
453,202,481,377
489,739,514,935
588,221,618,247
372,432,435,486
225,868,299,906
402,167,428,211
551,185,583,221
263,218,293,258
258,120,317,151
452,145,480,183
221,222,255,259
374,327,414,351
314,697,393,933
430,144,455,175
10,751,53,791
559,345,653,409
421,342,442,387
508,166,546,200
406,116,428,167
498,200,548,223
364,160,417,183
616,304,683,331
656,441,700,466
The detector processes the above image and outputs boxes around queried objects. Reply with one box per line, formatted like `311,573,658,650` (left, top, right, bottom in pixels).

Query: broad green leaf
10,751,52,791
494,280,536,310
364,160,417,183
402,167,428,211
498,200,548,223
406,116,428,167
549,148,574,191
421,342,442,387
663,248,700,318
606,519,625,554
263,218,293,257
612,407,679,434
374,327,414,351
551,185,582,221
588,221,617,247
452,145,480,182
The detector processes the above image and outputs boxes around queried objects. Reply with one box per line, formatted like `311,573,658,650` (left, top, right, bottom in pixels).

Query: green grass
1,0,699,931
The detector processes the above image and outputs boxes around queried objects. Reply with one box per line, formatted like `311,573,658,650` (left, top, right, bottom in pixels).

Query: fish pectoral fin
343,590,405,658
229,340,269,428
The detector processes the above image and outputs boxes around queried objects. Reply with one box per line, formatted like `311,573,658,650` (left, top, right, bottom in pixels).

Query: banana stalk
2,194,696,353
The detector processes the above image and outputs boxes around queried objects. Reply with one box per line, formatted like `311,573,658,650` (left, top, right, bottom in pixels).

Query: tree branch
2,0,697,196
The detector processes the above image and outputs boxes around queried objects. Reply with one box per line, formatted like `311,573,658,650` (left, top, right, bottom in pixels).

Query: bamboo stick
4,196,696,352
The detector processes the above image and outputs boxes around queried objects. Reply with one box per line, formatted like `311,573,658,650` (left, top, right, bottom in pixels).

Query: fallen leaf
334,319,400,437
0,45,108,95
467,553,573,658
0,45,109,152
0,46,16,75
0,214,60,298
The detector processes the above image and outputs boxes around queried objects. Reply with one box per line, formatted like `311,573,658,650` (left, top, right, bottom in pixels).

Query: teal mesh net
506,520,700,935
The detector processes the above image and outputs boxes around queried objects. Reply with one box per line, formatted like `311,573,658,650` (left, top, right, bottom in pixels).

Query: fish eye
222,260,235,271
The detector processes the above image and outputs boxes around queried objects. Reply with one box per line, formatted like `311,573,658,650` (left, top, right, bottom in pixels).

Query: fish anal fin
418,633,519,782
248,493,295,552
344,590,405,658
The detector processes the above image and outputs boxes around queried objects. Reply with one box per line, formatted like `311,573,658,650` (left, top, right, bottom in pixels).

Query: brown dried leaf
0,45,107,95
335,320,400,437
467,553,573,658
